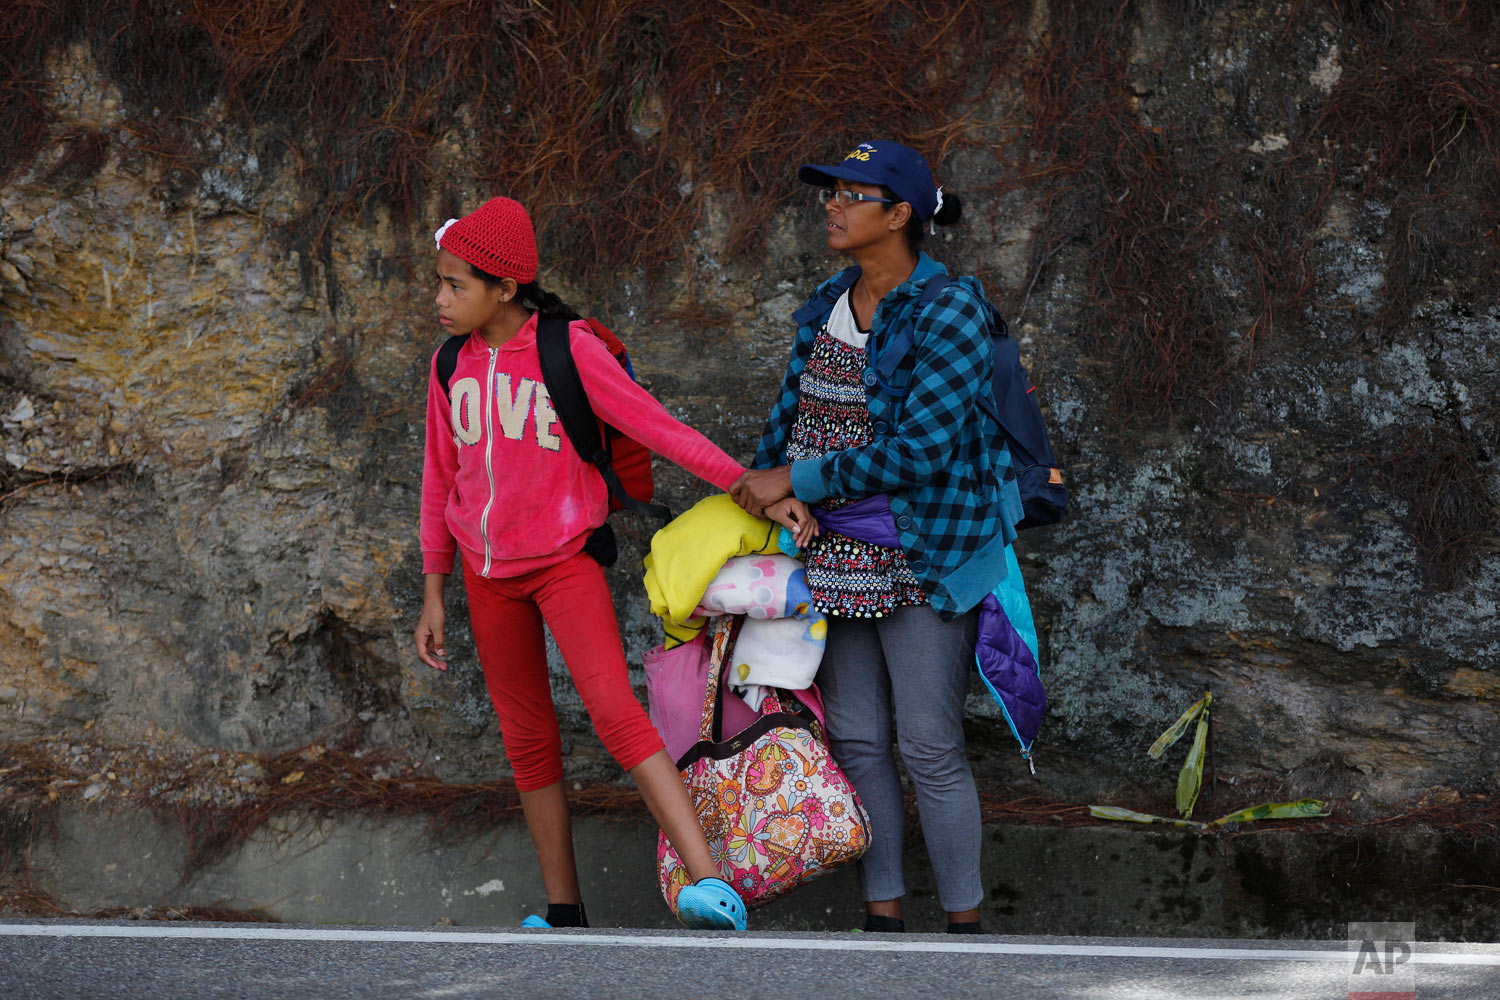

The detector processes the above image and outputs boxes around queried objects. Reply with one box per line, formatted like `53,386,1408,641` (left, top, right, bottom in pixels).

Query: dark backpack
436,317,670,566
886,274,1068,530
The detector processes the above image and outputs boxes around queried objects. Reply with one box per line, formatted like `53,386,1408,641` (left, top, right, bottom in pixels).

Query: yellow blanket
642,493,782,648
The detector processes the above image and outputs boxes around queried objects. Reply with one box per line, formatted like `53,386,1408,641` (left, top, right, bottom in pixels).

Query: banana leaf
1175,706,1210,818
1088,805,1208,831
1211,799,1331,825
1148,691,1212,759
1091,799,1331,832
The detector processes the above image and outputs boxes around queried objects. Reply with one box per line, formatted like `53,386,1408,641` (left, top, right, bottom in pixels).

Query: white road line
2,924,1499,965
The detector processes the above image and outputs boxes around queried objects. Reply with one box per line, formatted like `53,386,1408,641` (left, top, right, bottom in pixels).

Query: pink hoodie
421,315,744,578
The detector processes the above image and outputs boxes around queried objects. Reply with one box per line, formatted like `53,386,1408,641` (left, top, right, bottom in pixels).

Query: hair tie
931,186,944,235
434,218,458,249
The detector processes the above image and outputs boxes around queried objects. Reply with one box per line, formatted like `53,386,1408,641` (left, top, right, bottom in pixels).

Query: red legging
463,551,665,791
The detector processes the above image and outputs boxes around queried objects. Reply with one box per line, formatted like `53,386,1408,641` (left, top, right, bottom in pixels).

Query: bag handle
699,616,821,745
699,616,736,743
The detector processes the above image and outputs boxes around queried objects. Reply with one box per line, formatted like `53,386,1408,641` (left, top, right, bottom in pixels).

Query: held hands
729,466,794,518
732,466,816,549
765,497,820,549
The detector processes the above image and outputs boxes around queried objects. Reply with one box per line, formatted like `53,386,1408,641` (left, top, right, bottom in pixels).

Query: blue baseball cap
798,140,939,220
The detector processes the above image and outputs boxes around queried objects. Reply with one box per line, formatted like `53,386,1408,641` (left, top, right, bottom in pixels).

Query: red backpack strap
584,318,628,359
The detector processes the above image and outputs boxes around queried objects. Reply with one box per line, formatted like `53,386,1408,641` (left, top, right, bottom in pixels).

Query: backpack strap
791,266,861,326
873,273,952,383
917,272,952,308
877,274,1014,428
436,333,467,399
536,316,672,523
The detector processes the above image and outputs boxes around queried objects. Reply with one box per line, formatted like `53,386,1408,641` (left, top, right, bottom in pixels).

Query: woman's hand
730,466,794,518
415,574,448,671
765,497,820,549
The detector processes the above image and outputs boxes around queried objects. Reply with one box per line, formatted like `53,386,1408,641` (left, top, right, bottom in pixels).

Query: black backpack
881,274,1068,529
435,318,672,565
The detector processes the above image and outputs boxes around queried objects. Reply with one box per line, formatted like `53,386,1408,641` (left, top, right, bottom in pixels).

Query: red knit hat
434,197,539,283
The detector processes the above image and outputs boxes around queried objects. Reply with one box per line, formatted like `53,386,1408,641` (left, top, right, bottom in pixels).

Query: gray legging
815,604,982,913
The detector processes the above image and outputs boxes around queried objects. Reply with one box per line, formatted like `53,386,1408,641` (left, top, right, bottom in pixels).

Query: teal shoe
520,914,551,929
676,877,746,931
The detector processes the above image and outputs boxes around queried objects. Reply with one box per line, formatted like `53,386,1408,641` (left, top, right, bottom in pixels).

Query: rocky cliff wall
2,1,1496,818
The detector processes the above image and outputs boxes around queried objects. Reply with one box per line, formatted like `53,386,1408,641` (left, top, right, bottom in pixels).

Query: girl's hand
765,497,820,549
415,592,448,671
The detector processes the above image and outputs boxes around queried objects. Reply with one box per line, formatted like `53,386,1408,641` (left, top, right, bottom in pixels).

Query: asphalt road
3,921,1498,999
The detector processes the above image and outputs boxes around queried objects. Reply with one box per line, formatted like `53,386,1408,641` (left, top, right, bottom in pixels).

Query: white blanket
693,554,827,708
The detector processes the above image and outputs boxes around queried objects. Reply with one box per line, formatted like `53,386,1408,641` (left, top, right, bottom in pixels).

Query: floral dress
785,294,928,618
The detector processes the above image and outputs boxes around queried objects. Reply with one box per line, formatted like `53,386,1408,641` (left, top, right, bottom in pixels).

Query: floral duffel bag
657,616,870,911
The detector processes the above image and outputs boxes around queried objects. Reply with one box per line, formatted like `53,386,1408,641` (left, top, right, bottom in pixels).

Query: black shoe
863,914,905,933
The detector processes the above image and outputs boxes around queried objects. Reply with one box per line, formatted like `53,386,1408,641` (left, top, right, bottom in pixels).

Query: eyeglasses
818,187,897,207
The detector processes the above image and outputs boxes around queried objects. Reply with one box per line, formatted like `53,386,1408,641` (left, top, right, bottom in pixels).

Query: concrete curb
15,804,1500,939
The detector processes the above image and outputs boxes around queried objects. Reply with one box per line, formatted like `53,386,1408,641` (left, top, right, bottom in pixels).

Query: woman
730,141,1015,933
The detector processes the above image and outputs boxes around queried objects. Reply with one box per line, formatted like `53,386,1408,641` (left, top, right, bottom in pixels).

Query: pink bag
646,633,826,763
657,617,869,912
645,633,759,762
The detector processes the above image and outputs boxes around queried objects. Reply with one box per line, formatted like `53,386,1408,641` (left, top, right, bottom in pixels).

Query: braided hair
467,263,580,322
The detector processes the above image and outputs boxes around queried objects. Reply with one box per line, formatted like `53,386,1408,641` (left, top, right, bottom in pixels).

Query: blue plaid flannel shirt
752,253,1016,619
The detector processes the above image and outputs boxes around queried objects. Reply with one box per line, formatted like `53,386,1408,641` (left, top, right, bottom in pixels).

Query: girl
730,141,1014,933
415,196,789,931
